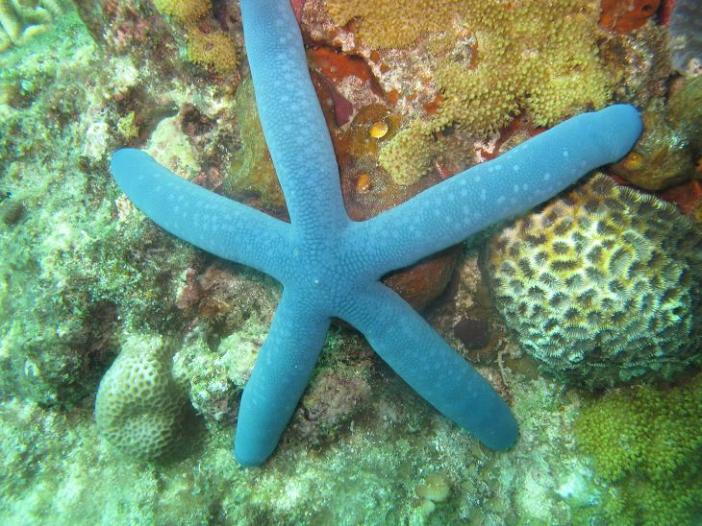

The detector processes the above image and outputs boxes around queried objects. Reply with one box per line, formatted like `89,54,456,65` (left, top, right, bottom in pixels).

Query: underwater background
1,0,701,524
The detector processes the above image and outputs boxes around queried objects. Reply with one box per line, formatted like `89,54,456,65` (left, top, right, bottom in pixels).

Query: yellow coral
377,121,437,186
186,29,238,75
330,0,613,184
431,0,611,131
152,0,210,24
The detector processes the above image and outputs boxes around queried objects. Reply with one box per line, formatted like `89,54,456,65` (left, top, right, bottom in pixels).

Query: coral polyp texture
485,174,702,388
109,0,642,465
95,334,187,460
574,372,702,525
325,0,460,49
152,0,209,25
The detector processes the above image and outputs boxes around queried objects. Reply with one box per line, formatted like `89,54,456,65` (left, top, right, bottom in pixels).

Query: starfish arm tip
341,284,519,450
597,103,643,160
234,289,330,465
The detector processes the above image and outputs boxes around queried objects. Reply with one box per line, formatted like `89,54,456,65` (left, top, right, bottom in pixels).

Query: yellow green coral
186,29,238,74
152,0,210,25
377,120,438,186
574,372,702,525
326,0,613,185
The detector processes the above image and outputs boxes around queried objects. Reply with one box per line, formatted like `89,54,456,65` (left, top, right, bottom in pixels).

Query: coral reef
669,75,702,154
111,0,642,464
224,78,285,213
0,0,70,52
172,320,270,427
0,370,596,525
152,0,209,24
95,334,189,460
289,358,373,447
326,0,462,49
185,26,238,74
0,1,697,524
597,22,671,111
484,174,702,388
0,14,196,407
574,371,702,525
610,99,695,190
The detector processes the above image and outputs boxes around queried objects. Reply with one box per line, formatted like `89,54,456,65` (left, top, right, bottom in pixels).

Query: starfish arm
234,287,330,466
355,104,642,274
340,283,518,450
240,0,348,234
110,149,292,280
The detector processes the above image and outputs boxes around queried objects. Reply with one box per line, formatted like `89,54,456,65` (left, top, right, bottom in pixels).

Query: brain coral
484,174,702,388
95,334,187,460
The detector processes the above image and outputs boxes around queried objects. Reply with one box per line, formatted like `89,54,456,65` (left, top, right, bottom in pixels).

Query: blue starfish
110,0,642,466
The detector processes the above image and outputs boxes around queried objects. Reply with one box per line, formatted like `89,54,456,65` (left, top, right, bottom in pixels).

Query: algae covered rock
611,77,702,191
610,101,695,191
484,174,702,388
95,334,188,460
669,0,702,76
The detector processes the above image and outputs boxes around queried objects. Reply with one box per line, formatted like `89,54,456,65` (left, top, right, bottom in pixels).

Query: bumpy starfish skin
110,0,642,465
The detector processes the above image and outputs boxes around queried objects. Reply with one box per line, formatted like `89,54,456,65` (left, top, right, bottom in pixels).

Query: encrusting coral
485,174,702,388
186,27,238,75
152,0,237,74
152,0,209,25
95,334,189,460
325,0,463,49
326,0,612,185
